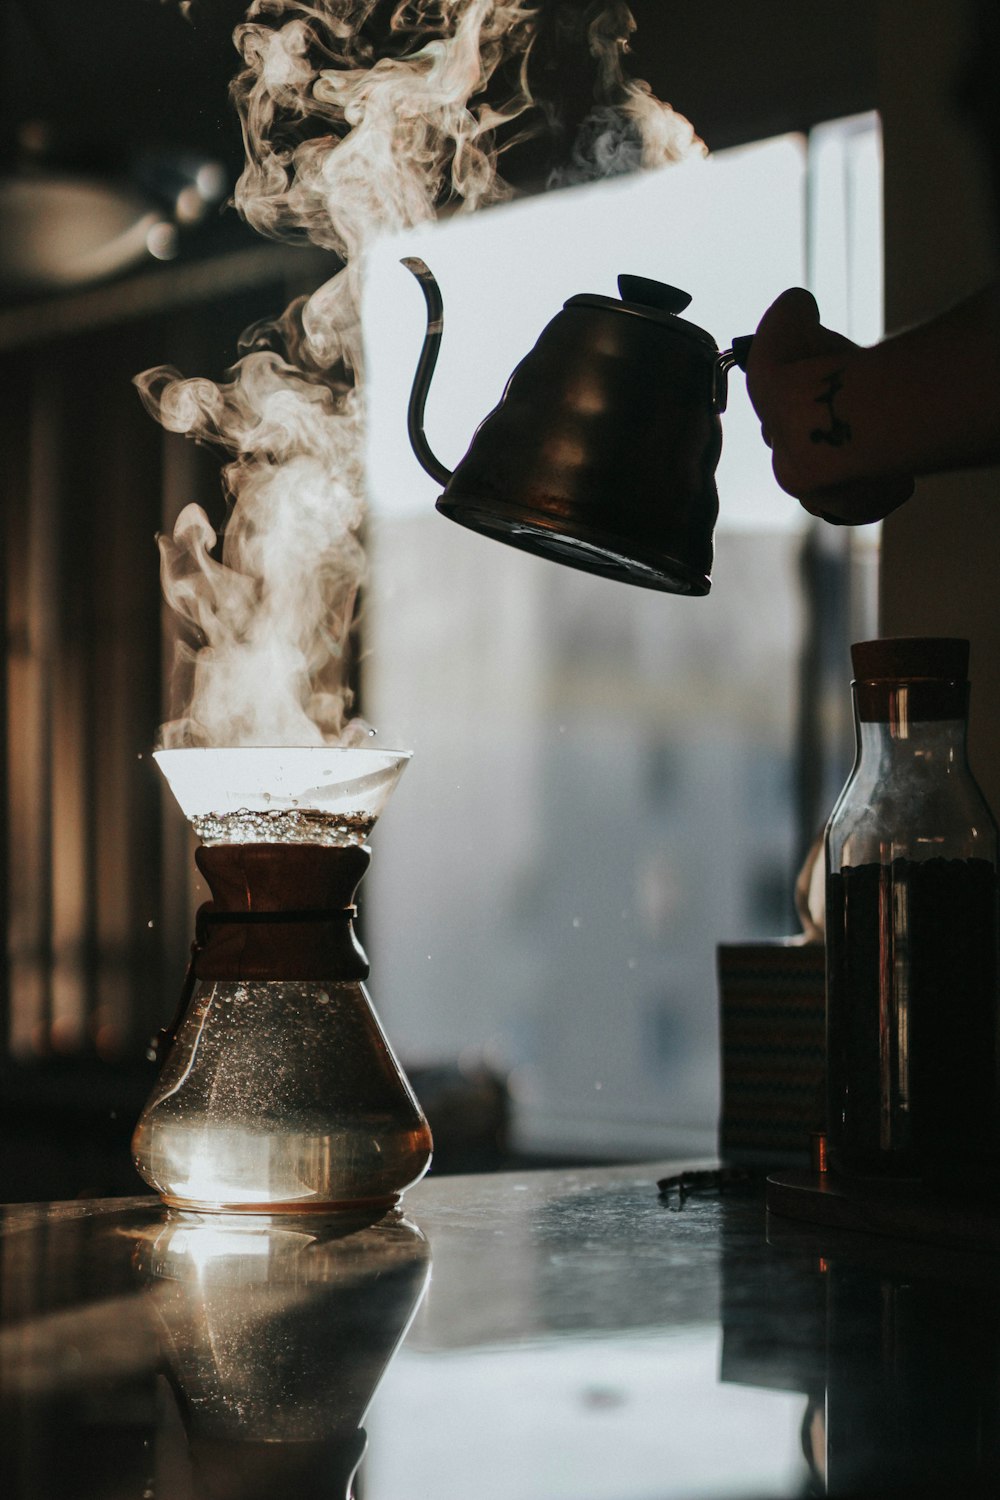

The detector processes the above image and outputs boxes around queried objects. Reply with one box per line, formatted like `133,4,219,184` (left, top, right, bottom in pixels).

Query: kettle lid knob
617,275,693,315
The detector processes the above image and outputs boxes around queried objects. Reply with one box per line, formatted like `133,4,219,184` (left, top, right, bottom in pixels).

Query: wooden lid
851,637,969,682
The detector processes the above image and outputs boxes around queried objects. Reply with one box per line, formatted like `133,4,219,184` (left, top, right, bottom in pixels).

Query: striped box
718,940,826,1164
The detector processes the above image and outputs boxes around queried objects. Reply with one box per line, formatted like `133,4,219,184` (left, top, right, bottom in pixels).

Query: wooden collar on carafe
191,843,371,983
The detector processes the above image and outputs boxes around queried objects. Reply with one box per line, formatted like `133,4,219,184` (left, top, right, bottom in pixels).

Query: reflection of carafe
751,1215,1000,1495
135,1212,431,1500
823,1251,1000,1494
132,747,432,1213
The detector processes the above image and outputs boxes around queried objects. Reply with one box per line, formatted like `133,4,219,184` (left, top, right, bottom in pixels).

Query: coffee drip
132,747,432,1214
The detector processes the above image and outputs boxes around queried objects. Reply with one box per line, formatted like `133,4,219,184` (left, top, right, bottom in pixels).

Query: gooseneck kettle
404,257,752,596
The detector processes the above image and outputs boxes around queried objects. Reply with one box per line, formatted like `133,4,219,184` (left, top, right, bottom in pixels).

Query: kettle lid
565,274,718,350
616,275,692,313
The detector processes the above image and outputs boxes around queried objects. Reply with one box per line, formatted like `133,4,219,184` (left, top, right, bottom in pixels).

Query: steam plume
549,4,706,187
137,0,704,750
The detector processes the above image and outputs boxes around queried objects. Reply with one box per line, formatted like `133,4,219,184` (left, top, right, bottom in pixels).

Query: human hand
746,288,914,524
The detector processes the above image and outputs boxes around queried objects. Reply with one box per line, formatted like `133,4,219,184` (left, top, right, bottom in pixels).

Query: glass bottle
132,747,433,1213
825,638,999,1182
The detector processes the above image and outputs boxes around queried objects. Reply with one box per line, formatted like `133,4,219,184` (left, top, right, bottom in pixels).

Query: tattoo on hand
810,369,852,447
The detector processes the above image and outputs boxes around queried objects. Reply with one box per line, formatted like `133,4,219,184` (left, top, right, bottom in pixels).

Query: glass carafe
825,638,999,1183
132,747,433,1212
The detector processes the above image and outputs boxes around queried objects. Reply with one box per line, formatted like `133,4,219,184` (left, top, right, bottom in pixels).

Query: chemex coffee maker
403,257,753,596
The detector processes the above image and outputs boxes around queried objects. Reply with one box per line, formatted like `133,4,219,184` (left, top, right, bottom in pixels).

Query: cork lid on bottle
851,637,969,682
851,638,970,723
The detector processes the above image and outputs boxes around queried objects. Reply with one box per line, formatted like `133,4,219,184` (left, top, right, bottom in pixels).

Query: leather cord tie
191,906,369,982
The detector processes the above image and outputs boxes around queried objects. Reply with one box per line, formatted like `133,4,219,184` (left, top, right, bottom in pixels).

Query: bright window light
808,112,883,345
365,1331,808,1500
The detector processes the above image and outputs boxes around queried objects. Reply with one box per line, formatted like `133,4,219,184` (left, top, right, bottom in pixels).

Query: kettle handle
724,335,754,371
402,257,453,488
714,334,754,412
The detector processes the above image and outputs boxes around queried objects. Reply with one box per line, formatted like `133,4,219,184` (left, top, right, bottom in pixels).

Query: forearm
858,282,1000,478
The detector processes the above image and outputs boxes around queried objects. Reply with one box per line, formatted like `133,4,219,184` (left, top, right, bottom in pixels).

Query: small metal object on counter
657,1166,757,1208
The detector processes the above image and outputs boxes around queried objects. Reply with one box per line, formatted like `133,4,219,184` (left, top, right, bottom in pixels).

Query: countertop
2,1159,999,1499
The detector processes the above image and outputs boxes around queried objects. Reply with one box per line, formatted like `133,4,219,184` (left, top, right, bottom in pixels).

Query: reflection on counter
4,1167,1000,1498
365,1174,809,1499
135,1211,430,1499
0,1200,429,1500
821,1238,1000,1495
734,1212,1000,1497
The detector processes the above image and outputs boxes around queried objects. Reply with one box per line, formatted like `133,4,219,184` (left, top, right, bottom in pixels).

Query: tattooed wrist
810,369,852,447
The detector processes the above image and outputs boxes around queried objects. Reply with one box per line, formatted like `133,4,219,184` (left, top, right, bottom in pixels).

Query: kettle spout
402,257,453,488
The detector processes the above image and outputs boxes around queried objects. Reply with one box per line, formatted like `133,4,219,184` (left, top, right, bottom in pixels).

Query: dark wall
628,0,877,150
878,0,1000,812
0,1,877,214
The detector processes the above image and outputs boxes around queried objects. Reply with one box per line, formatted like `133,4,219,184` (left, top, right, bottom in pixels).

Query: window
360,117,881,1157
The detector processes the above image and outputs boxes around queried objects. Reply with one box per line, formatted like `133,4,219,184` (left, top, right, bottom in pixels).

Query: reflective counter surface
2,1159,999,1499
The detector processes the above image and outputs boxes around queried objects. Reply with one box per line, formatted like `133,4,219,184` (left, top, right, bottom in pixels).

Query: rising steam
549,4,706,187
137,0,705,750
